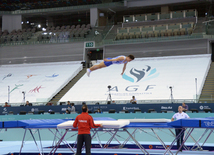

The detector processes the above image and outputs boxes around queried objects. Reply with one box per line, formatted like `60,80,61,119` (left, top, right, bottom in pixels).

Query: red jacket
73,112,101,134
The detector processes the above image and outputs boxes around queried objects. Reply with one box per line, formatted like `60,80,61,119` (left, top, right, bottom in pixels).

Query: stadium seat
8,111,14,115
190,109,198,113
135,14,146,22
38,110,45,114
109,109,116,113
19,111,27,115
204,108,212,113
160,30,166,37
153,30,160,37
148,109,155,113
173,29,180,36
180,28,186,35
166,29,173,36
134,109,142,113
129,32,135,39
27,111,34,115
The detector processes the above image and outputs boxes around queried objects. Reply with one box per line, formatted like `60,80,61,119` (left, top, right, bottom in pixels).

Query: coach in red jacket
73,104,103,155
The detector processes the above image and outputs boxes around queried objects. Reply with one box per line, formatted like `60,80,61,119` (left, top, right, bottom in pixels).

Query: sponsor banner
61,55,210,102
0,103,214,115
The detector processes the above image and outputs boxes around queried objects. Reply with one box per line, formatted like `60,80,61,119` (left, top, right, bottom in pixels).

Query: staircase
104,25,121,40
199,62,214,103
192,17,206,34
49,68,86,104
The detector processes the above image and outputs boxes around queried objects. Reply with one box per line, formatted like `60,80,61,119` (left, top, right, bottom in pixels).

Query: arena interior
1,0,214,155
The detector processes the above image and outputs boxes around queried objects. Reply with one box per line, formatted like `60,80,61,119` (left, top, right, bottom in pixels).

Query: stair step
199,62,214,102
48,68,86,103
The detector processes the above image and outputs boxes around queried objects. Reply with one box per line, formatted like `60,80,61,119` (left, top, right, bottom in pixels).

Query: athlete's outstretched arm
121,63,127,75
104,56,124,62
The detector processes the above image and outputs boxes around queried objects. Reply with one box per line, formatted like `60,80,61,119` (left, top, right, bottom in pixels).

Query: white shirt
172,112,189,120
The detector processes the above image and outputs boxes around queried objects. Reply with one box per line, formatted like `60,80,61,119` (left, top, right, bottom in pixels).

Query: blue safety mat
168,119,182,127
1,118,214,129
0,117,116,129
181,118,200,128
0,121,2,128
4,121,18,128
201,119,214,128
93,117,116,120
125,122,172,128
18,119,69,128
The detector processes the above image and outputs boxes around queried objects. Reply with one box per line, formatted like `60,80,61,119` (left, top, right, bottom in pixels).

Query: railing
199,93,214,103
0,37,95,47
123,9,197,23
102,34,204,45
0,30,208,48
204,19,214,35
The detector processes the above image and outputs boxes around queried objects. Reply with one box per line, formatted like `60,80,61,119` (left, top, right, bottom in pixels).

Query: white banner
60,54,211,102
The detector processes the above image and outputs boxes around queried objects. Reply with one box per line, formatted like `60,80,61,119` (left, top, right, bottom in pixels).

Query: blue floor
1,141,214,155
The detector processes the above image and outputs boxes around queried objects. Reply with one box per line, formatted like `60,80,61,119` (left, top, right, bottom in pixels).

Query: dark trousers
76,134,91,155
175,129,184,150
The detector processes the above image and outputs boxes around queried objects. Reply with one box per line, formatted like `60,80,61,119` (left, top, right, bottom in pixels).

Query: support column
2,15,22,33
90,8,98,27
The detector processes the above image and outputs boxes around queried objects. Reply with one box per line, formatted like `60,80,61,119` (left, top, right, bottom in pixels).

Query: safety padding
93,117,116,121
201,119,214,128
168,120,182,128
181,119,200,127
119,119,171,123
125,122,170,128
17,119,70,128
4,121,18,128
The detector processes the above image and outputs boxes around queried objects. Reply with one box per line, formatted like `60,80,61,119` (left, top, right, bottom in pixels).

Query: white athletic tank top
112,55,127,64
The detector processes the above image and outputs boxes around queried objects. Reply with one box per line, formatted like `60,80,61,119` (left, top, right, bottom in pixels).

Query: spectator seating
38,24,91,41
116,9,197,40
0,61,82,104
123,9,196,23
0,28,36,44
0,24,91,44
115,22,195,40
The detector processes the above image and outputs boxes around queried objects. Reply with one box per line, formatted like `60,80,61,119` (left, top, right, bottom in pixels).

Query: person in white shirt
171,106,190,151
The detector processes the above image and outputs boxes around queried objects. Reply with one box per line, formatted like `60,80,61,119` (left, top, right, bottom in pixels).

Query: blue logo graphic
122,65,159,83
46,73,59,78
2,73,12,80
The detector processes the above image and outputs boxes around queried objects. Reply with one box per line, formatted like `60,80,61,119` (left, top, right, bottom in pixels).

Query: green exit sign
85,42,95,48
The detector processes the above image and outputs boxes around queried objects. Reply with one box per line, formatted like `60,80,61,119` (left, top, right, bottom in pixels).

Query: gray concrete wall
0,42,84,65
0,39,209,65
90,8,98,27
104,39,208,58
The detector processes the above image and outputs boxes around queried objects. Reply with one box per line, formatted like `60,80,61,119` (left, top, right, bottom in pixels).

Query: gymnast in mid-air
87,55,135,77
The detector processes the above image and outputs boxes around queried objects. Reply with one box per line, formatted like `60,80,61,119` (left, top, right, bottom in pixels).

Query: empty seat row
38,25,91,41
118,22,194,33
115,22,194,40
115,28,193,40
124,9,197,23
46,24,91,32
0,28,36,37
